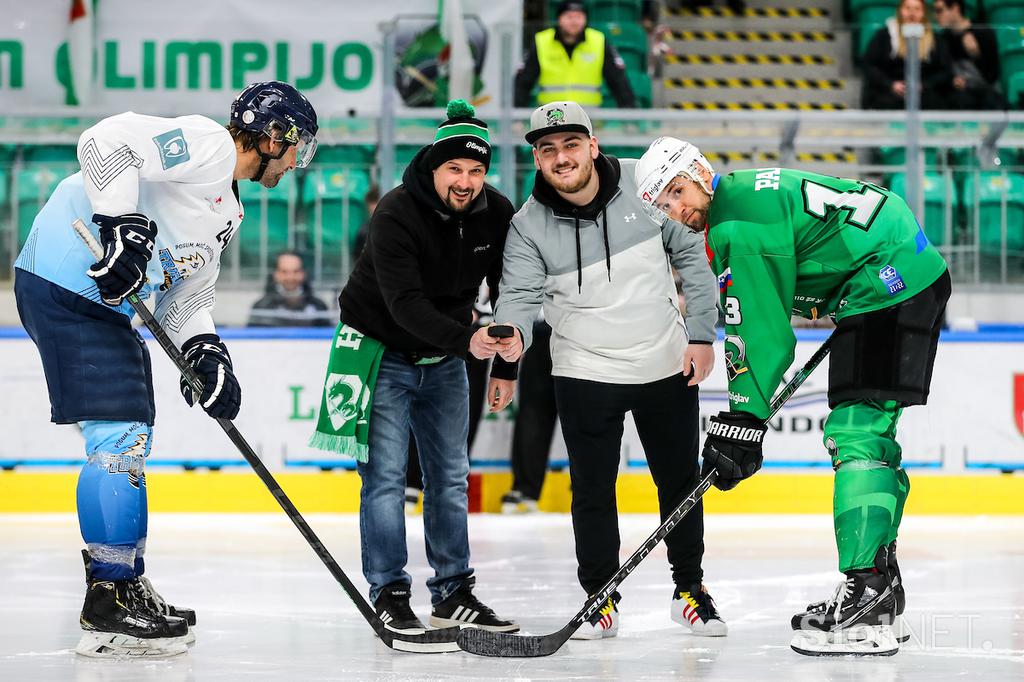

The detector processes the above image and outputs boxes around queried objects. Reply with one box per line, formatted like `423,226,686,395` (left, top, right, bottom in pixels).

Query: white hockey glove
179,334,241,420
86,213,158,306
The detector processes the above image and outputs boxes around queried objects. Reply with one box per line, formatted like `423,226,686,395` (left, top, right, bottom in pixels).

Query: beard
444,186,476,212
547,156,594,194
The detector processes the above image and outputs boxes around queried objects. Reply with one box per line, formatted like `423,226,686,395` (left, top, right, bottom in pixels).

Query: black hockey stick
73,219,460,654
458,336,833,657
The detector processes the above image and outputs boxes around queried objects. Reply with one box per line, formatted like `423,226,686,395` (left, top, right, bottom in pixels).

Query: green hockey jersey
706,168,948,419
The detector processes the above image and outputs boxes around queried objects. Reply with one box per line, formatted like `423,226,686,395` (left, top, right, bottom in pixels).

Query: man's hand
700,411,767,491
962,31,980,57
495,325,524,363
86,213,158,306
892,80,907,97
469,326,501,359
179,334,241,420
487,378,517,413
683,342,714,386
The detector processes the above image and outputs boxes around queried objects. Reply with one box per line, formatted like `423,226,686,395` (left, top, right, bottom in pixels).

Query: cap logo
466,140,489,155
546,108,566,125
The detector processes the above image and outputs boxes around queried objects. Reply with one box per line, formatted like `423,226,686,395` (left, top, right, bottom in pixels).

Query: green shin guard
833,461,899,572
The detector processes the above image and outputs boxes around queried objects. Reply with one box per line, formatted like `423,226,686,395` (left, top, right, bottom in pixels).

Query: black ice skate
429,577,519,632
82,549,196,643
374,582,427,635
76,578,190,657
794,541,908,644
790,550,899,656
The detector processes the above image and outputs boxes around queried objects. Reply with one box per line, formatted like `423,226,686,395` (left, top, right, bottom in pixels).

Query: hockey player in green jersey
634,137,950,657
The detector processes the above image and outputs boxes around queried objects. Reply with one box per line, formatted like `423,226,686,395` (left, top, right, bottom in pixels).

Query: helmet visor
294,130,318,169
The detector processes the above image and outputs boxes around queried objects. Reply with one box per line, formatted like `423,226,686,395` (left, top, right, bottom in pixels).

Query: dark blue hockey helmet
230,81,319,168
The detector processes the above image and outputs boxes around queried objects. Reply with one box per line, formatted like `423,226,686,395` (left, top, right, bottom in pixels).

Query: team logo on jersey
724,334,749,382
878,265,906,296
325,373,368,431
157,248,208,291
152,128,190,170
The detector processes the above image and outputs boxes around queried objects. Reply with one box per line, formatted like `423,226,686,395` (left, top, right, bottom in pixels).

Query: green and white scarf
307,323,385,462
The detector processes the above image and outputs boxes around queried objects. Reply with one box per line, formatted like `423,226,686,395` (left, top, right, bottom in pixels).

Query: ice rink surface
1,512,1021,681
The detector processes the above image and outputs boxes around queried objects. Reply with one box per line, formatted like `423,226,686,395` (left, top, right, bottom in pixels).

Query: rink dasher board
1,332,1022,472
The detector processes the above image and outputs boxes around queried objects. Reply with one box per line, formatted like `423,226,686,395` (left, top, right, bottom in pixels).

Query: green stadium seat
854,7,893,57
23,145,78,164
594,21,648,73
236,172,297,271
16,165,67,247
876,146,941,167
302,167,370,277
309,145,376,169
627,70,652,108
961,171,1024,253
590,0,642,22
987,5,1024,27
886,171,955,246
1005,70,1024,109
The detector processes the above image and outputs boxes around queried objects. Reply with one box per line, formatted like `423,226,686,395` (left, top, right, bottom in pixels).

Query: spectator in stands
861,0,953,110
353,184,380,259
934,0,1005,110
514,1,636,108
248,251,333,327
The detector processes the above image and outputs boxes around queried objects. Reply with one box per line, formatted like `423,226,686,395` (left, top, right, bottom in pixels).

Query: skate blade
790,625,899,657
76,631,189,658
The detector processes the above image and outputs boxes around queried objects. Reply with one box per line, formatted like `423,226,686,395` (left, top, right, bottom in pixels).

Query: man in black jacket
338,100,518,635
934,0,1005,110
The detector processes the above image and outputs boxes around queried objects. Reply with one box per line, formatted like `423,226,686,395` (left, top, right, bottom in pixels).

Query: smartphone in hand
487,324,515,339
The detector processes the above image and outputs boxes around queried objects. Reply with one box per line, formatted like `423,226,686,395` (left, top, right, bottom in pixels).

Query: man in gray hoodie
490,102,725,640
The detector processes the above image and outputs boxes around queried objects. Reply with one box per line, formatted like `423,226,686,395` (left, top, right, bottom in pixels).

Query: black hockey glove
700,411,767,491
179,334,241,420
86,213,158,306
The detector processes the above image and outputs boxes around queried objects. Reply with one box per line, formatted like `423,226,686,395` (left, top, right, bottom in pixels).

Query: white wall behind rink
2,331,1022,472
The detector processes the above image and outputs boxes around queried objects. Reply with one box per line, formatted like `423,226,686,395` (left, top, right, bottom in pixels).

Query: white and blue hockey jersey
15,112,243,348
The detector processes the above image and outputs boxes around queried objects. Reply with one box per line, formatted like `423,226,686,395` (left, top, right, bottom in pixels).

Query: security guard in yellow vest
514,1,637,108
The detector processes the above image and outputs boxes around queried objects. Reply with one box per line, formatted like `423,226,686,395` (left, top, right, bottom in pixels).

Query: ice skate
77,579,189,658
790,558,899,656
83,549,197,645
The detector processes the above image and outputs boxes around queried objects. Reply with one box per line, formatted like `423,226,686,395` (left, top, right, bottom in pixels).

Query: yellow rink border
0,471,1021,514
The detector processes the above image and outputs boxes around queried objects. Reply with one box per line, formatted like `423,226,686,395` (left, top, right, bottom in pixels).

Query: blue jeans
358,351,473,605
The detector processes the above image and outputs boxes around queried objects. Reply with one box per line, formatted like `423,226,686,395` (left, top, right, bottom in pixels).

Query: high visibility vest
535,27,605,106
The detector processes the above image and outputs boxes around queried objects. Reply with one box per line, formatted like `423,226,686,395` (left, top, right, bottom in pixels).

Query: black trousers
510,320,558,501
554,371,704,594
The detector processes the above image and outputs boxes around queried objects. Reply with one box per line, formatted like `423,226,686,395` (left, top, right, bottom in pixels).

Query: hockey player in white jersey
13,81,318,657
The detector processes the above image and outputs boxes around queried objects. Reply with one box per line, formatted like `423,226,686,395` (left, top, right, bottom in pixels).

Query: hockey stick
73,219,460,654
458,336,833,657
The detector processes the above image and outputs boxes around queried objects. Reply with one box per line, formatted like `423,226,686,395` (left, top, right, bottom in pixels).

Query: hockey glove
86,213,158,306
700,411,767,491
179,334,241,420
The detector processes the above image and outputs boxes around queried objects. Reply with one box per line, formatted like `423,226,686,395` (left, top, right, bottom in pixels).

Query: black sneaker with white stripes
374,582,426,634
429,577,519,632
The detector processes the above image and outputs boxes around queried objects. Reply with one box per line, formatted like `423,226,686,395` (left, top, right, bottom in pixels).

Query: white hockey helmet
634,137,715,223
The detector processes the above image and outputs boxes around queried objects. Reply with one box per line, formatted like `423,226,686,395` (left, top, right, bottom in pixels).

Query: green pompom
446,99,475,119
